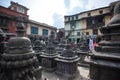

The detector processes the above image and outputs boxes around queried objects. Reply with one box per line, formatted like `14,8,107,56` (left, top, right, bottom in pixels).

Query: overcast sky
0,0,118,28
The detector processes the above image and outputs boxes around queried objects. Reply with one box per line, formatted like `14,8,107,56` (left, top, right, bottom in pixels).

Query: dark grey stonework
76,39,89,67
33,39,44,65
0,29,5,55
40,32,58,71
90,65,120,80
55,44,80,78
40,42,58,71
41,57,57,71
0,17,42,80
86,2,120,80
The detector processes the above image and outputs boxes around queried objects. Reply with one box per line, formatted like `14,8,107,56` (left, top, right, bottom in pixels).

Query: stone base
34,66,42,80
78,62,89,67
56,69,80,80
55,61,78,78
37,54,42,65
41,57,56,71
90,64,120,80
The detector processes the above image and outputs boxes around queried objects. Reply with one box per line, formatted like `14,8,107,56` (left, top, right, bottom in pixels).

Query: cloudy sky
0,0,118,28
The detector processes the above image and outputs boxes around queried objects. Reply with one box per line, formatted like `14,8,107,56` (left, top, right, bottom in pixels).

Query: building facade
64,1,118,43
0,1,29,35
0,1,57,42
27,20,57,41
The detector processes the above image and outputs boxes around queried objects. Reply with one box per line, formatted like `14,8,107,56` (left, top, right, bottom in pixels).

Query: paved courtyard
41,66,89,80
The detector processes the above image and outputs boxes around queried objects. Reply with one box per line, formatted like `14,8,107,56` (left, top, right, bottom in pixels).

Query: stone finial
114,1,120,15
16,16,25,37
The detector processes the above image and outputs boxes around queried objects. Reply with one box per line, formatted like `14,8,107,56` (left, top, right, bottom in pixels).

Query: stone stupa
0,17,42,80
86,1,120,80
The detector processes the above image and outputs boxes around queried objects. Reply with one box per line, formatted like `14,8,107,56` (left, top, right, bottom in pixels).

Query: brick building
0,1,57,41
0,1,29,35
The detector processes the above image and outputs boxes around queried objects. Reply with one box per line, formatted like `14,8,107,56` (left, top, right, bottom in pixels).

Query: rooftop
29,19,57,30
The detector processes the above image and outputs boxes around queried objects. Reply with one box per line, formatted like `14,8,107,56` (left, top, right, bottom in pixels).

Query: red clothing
93,42,98,47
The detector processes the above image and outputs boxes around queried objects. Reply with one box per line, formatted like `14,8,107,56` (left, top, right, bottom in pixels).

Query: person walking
89,38,94,52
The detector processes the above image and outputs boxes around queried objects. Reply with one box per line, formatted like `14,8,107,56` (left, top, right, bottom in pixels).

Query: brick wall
0,6,28,34
0,6,28,19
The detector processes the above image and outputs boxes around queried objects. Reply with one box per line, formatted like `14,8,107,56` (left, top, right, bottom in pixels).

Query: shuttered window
31,26,38,34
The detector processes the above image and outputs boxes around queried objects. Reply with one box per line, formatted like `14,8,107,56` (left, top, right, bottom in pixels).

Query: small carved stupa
33,39,44,65
55,44,80,78
40,32,58,71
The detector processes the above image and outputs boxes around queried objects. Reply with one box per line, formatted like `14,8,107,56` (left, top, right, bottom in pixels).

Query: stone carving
0,17,41,80
55,44,80,78
33,39,44,65
40,32,58,71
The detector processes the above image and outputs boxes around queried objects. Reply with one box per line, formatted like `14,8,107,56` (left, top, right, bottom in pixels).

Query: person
93,41,98,51
70,41,75,49
89,38,94,52
44,78,47,80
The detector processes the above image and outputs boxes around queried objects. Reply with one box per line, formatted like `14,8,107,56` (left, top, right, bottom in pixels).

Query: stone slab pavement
41,66,89,80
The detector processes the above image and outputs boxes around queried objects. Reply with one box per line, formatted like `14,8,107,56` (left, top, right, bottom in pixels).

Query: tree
56,30,64,42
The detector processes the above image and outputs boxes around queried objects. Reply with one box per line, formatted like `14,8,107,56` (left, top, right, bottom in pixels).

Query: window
31,26,38,34
17,6,25,14
70,17,72,20
68,17,70,21
98,17,104,22
65,17,68,21
93,29,98,35
42,29,48,36
99,10,103,14
0,18,8,26
88,13,91,16
72,16,74,20
74,16,76,20
86,32,89,35
3,19,6,25
51,31,55,35
11,7,14,10
77,32,80,36
92,20,95,24
76,15,78,19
